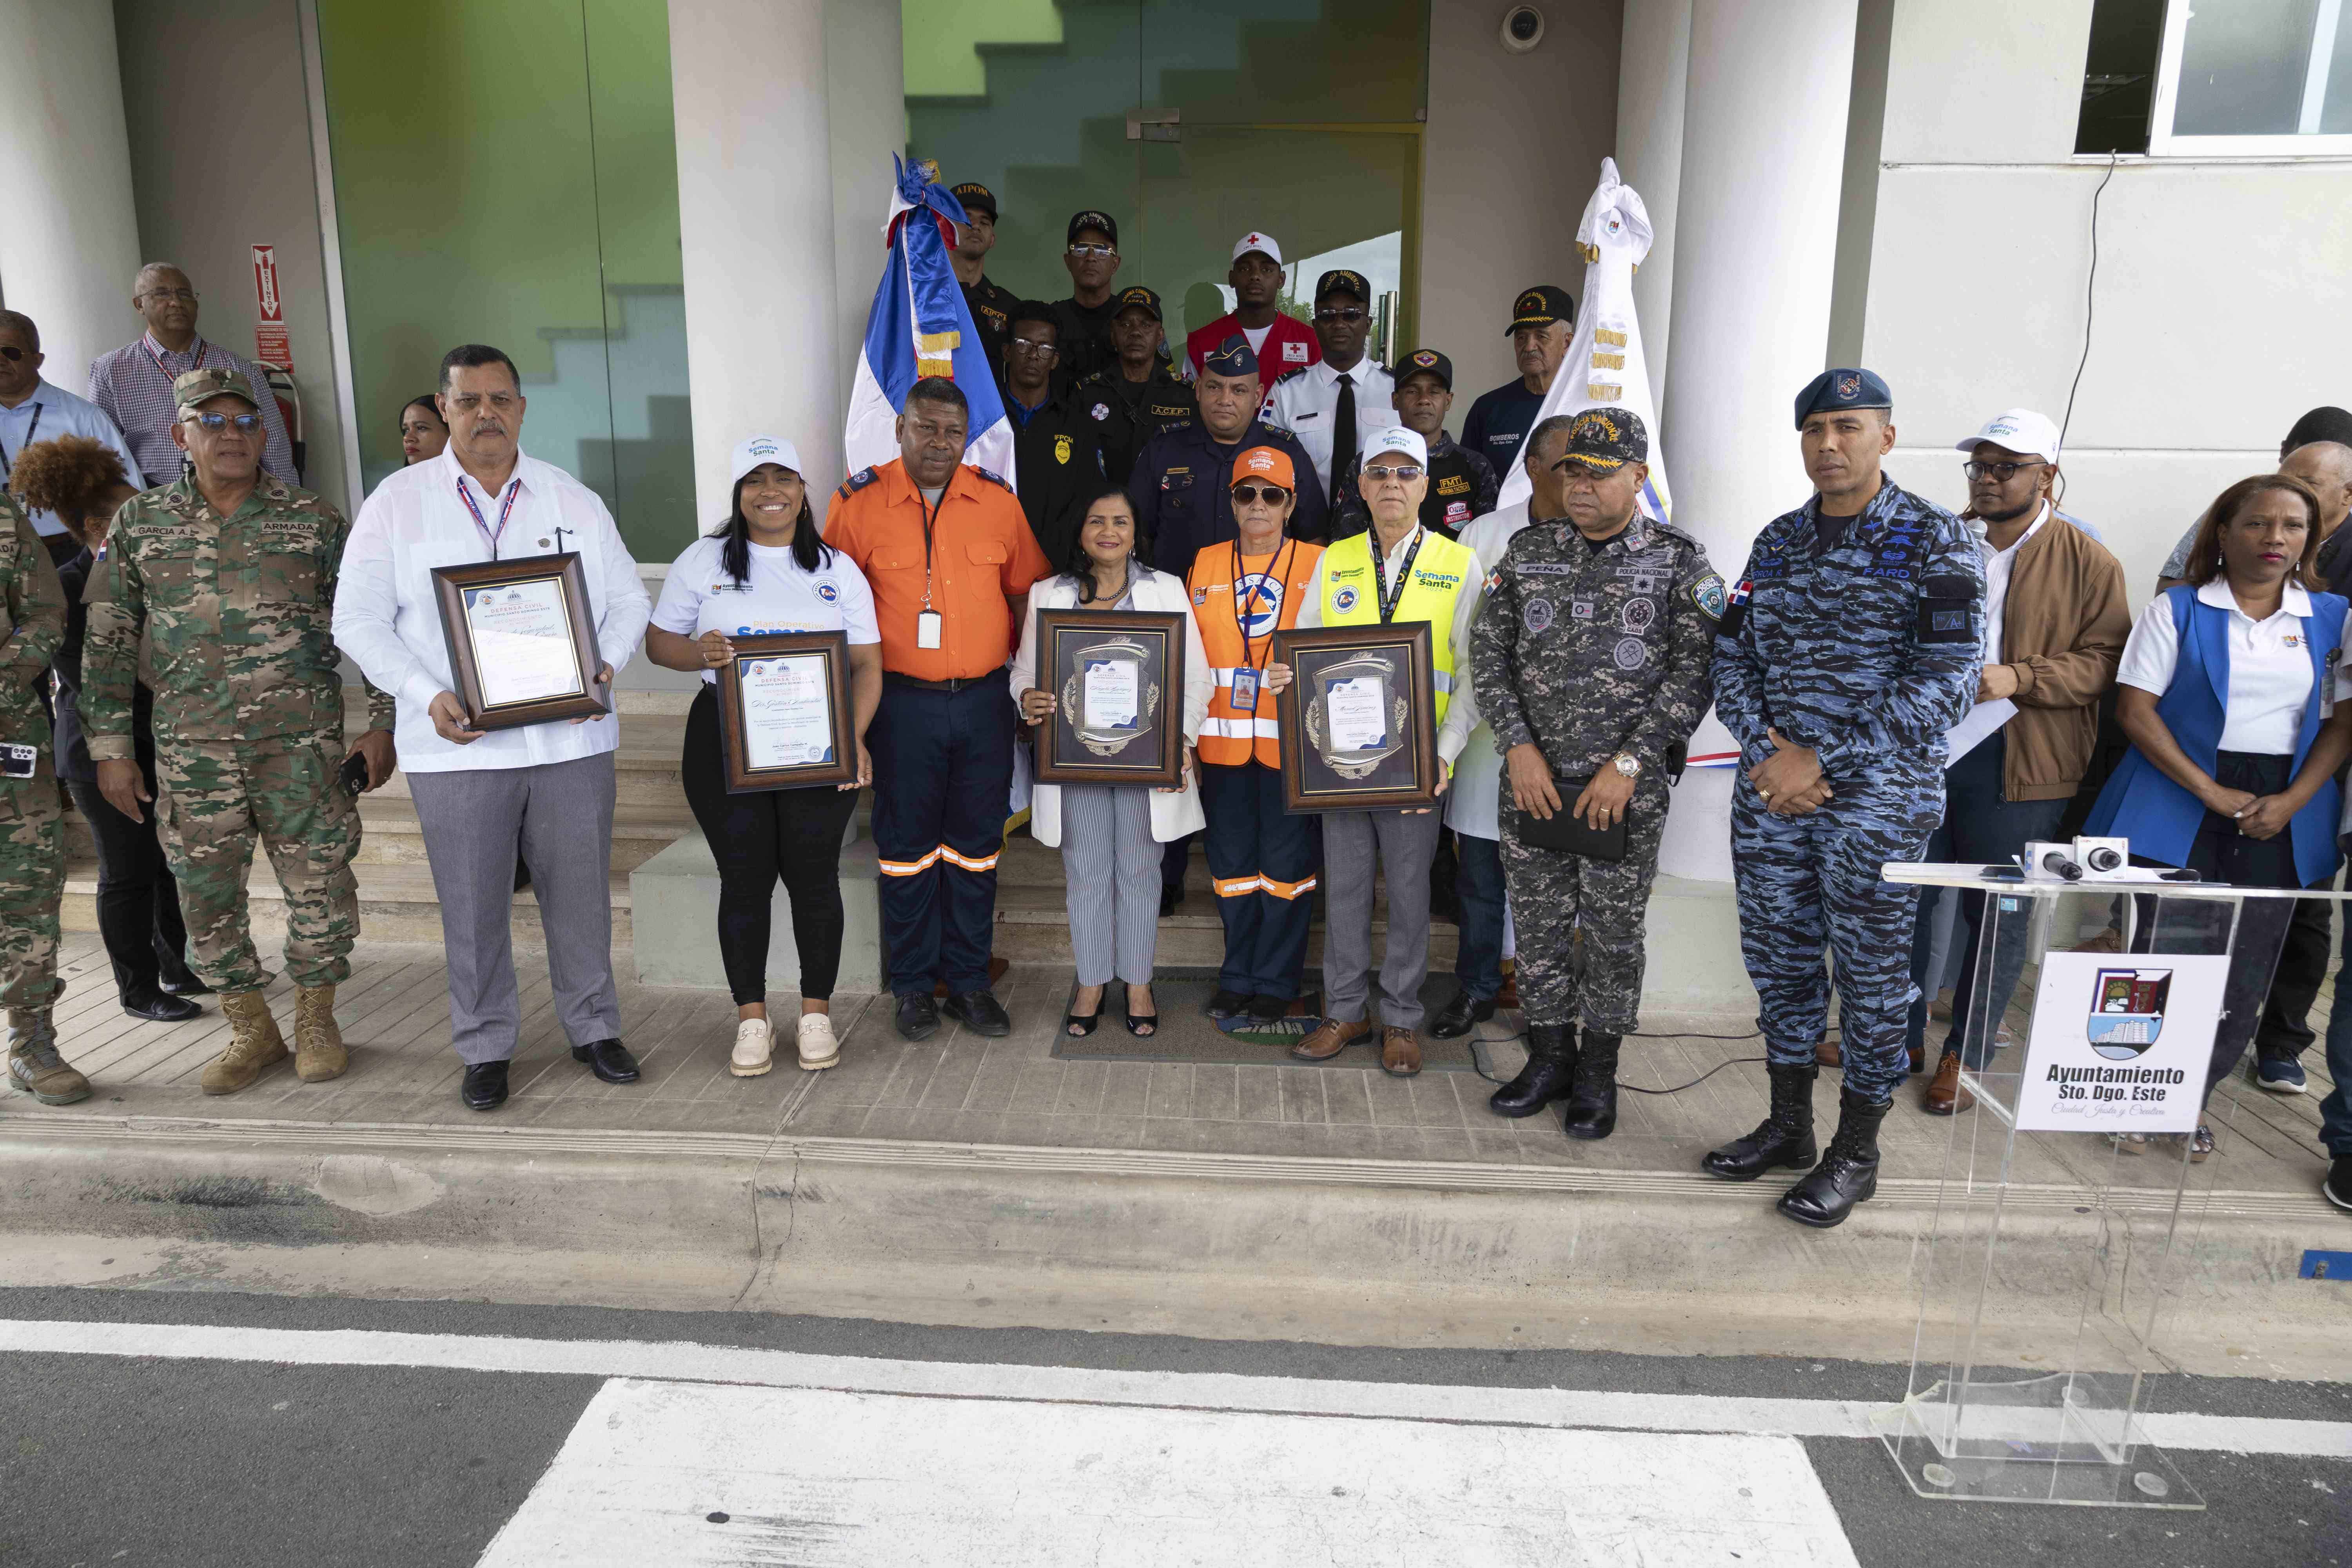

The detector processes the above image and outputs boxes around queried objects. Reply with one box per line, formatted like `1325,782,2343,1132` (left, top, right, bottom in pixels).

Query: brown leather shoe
1815,1038,1842,1068
1380,1027,1423,1078
1923,1051,1974,1116
1291,1017,1373,1061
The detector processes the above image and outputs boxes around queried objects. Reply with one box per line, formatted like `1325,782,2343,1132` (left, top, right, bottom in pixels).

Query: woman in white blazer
1013,486,1210,1037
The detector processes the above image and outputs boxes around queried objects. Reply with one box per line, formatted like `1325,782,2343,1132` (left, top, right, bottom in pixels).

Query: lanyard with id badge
1227,537,1297,713
915,489,945,650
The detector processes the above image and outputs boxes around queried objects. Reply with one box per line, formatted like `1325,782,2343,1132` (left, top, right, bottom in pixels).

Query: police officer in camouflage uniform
82,368,397,1095
1705,369,1984,1228
0,488,78,1103
1467,410,1720,1141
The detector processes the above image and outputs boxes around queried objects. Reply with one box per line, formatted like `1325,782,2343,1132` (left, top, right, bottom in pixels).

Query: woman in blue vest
2086,474,2352,1159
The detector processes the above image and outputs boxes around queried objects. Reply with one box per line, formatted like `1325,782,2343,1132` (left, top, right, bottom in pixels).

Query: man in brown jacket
1907,410,2128,1112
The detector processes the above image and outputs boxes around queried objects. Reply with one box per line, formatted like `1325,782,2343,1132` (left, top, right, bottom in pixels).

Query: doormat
1049,976,1492,1072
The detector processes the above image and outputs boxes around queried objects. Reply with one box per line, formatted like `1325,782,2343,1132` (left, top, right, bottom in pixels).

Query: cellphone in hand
338,750,372,797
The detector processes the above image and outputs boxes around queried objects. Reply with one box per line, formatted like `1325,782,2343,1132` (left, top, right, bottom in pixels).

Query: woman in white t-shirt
647,436,882,1078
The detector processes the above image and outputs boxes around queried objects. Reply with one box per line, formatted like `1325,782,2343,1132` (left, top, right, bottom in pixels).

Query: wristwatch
1612,752,1642,779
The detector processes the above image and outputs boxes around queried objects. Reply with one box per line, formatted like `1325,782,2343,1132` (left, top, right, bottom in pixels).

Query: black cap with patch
1066,209,1119,247
1558,407,1648,472
1506,284,1574,336
1793,367,1892,429
1396,348,1452,390
1113,286,1163,321
1315,269,1372,304
948,182,996,220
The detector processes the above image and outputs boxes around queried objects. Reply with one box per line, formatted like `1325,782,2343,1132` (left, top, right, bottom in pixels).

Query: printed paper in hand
1326,675,1388,753
1083,658,1140,729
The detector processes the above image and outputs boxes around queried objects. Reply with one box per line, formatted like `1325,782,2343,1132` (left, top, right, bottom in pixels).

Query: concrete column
0,0,143,388
826,0,906,423
668,0,845,517
1656,0,1859,882
1613,0,1691,407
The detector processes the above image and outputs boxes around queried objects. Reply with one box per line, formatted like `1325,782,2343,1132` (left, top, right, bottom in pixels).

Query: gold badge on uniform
1054,435,1072,465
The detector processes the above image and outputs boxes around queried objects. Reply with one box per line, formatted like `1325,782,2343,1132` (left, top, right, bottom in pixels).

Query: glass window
2144,0,2352,153
314,0,695,557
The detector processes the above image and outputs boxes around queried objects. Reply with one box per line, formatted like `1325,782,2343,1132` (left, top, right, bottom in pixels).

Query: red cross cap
1232,231,1283,265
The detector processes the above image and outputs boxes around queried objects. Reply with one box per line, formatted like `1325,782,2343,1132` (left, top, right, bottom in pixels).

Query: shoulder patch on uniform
1483,568,1503,595
970,466,1016,493
1691,571,1727,621
836,466,878,500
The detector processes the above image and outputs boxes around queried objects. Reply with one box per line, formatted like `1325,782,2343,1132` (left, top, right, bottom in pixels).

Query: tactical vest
1316,526,1474,728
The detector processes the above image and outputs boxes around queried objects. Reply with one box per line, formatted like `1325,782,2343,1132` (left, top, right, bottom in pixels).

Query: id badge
916,610,943,650
0,744,35,779
1229,667,1261,714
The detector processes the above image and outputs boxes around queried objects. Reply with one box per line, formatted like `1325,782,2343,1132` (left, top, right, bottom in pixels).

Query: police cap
1558,407,1648,472
1066,209,1119,247
948,182,997,220
1201,334,1258,379
1794,367,1893,429
1506,285,1573,336
1397,348,1452,391
173,365,261,419
1112,286,1163,321
1315,269,1372,304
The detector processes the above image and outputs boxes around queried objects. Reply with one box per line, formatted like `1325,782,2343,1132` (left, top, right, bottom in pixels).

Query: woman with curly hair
7,436,205,1021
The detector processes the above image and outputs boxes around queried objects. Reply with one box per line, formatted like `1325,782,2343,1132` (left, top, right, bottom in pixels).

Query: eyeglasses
0,347,22,363
1314,308,1367,324
1963,459,2046,483
1362,464,1423,483
140,289,198,304
1008,336,1058,357
189,412,263,433
1066,243,1117,259
1230,483,1290,505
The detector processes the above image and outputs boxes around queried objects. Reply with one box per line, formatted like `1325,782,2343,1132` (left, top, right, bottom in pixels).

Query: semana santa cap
1230,445,1296,492
1361,426,1429,465
1956,408,2060,465
730,434,804,484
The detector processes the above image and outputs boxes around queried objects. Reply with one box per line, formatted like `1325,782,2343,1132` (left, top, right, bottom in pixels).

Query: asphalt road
0,1286,2342,1567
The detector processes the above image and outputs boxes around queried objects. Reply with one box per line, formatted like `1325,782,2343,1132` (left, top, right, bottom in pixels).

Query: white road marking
475,1378,1862,1568
0,1318,2341,1458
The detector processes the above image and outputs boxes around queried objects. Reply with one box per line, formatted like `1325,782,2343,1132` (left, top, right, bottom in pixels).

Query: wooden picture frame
715,631,857,793
1032,608,1186,788
430,552,609,730
1272,621,1441,813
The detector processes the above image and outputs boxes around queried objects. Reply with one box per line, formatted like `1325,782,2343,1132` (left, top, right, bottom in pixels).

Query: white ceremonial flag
1496,158,1671,526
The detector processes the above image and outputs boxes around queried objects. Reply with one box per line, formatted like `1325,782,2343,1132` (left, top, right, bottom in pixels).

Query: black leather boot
1703,1062,1818,1180
1777,1088,1890,1227
1561,1031,1619,1141
1489,1024,1577,1118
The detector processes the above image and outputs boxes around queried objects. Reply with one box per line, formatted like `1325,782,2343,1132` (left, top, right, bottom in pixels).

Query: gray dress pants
1322,808,1441,1030
1058,785,1160,987
408,752,621,1065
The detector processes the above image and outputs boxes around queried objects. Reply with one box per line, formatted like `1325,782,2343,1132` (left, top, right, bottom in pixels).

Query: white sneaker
729,1018,774,1077
797,1012,840,1070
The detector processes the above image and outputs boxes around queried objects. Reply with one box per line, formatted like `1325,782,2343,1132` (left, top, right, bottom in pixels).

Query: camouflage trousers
0,764,65,1013
153,732,359,994
1498,773,1669,1033
1730,783,1935,1103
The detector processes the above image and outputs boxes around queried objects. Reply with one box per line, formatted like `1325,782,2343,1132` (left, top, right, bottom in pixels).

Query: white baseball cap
1361,426,1428,465
730,434,803,485
1231,231,1283,265
1956,409,2060,465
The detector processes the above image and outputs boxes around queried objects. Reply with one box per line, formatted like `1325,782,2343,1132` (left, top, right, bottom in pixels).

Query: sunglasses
1066,243,1117,259
1362,464,1423,483
0,346,23,363
189,412,264,433
1230,483,1290,505
1314,307,1367,324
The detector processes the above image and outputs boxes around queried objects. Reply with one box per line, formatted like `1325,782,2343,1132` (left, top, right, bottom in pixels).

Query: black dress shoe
462,1060,509,1111
120,986,202,1023
1428,990,1496,1040
158,972,213,998
896,992,941,1041
1206,988,1250,1020
1245,993,1293,1022
942,990,1012,1036
571,1038,640,1083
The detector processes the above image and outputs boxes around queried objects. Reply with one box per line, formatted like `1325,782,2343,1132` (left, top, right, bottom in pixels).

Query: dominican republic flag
843,156,1014,486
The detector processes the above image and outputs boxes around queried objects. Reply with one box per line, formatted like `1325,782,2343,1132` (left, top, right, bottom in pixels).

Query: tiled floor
9,935,2337,1205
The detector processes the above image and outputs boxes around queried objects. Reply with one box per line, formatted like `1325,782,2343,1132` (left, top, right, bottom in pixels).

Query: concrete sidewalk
1,935,2343,1378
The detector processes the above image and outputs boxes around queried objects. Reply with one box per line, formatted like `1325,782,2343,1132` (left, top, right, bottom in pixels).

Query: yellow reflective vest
1316,526,1474,729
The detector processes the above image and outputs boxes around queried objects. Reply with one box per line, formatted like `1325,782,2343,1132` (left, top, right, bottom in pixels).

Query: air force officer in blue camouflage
1704,370,1985,1229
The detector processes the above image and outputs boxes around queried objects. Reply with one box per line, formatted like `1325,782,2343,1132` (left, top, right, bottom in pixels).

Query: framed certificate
1272,622,1441,812
1033,608,1186,788
715,631,857,792
430,553,609,730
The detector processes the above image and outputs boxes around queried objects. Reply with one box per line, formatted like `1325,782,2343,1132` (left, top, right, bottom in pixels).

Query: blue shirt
0,381,145,537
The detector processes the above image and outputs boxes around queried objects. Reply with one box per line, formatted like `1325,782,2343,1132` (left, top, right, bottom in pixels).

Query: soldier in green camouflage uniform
81,367,396,1094
0,489,81,1103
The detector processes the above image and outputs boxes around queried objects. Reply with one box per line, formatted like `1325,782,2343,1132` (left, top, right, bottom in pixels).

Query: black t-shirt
1049,296,1122,392
1461,378,1547,474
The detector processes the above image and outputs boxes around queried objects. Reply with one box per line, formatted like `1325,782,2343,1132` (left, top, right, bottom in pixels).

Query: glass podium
1873,864,2329,1511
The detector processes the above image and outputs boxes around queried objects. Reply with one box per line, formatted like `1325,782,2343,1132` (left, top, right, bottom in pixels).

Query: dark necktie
1331,371,1357,499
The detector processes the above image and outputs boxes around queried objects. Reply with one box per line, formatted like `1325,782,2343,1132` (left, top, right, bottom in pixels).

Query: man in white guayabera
332,343,652,1113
